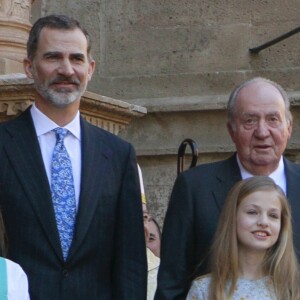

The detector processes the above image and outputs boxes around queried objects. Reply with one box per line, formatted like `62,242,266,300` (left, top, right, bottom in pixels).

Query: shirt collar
236,154,284,180
236,154,286,194
30,103,81,140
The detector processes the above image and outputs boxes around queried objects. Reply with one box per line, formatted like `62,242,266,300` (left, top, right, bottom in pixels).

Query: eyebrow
242,111,281,117
43,51,62,58
70,53,86,60
244,204,281,211
42,51,86,59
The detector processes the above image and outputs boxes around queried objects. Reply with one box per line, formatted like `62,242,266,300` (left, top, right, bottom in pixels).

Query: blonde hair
209,176,300,300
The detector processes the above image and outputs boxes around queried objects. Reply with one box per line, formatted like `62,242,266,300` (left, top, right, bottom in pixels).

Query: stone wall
31,0,300,225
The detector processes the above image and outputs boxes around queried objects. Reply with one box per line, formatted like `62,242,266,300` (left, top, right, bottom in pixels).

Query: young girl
0,210,30,300
186,176,300,300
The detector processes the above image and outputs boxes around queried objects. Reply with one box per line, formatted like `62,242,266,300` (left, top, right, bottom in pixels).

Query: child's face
236,190,282,255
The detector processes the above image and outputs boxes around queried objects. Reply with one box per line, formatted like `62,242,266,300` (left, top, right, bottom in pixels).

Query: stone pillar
0,0,33,73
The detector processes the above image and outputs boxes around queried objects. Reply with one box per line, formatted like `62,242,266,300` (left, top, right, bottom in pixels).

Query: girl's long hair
208,176,300,300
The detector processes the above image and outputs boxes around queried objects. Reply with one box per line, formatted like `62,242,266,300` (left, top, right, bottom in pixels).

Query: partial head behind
27,14,92,61
146,216,161,258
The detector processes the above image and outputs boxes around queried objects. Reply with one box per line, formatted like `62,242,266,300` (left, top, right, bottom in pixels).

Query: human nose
257,214,269,228
58,59,74,77
254,120,270,139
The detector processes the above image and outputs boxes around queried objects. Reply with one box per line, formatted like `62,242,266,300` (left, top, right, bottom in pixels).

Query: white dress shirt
30,104,82,209
236,155,286,194
5,258,30,300
147,248,160,300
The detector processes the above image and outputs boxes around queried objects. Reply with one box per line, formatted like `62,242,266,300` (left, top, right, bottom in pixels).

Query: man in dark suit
0,15,147,300
155,77,300,299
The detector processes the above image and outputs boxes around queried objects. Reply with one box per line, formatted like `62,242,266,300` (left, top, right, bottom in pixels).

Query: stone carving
0,0,32,69
0,0,31,20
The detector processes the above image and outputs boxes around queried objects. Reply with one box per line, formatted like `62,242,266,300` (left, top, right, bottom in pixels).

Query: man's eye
268,117,280,127
243,118,256,127
149,234,156,242
72,55,85,62
45,55,58,60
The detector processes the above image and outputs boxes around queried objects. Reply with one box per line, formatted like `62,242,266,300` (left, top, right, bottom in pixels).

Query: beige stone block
0,58,25,74
96,68,300,100
101,23,250,77
249,22,300,69
250,1,300,24
101,1,251,30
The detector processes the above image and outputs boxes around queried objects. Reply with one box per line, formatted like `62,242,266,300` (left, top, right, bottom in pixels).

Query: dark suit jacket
155,154,300,300
0,108,147,300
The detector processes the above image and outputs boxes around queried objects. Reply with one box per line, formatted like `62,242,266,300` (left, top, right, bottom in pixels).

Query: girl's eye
246,210,257,215
269,213,279,219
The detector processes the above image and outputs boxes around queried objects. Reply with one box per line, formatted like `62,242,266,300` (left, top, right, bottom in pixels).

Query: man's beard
33,75,88,108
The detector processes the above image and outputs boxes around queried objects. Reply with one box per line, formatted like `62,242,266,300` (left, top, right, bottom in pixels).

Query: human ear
287,119,293,139
23,58,34,79
88,59,96,81
227,121,236,142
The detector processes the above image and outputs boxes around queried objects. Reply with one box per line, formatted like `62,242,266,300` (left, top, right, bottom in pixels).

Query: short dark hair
27,14,92,60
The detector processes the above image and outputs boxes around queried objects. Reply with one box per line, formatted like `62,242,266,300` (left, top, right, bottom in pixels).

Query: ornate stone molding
0,73,147,134
0,0,32,71
0,0,31,21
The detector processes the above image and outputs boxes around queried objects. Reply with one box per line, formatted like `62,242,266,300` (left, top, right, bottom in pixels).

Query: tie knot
53,127,68,142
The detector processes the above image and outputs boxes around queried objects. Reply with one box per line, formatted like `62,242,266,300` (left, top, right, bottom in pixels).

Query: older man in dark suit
155,77,300,299
0,15,147,300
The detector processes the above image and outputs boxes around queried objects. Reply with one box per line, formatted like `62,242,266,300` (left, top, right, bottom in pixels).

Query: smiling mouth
252,231,270,238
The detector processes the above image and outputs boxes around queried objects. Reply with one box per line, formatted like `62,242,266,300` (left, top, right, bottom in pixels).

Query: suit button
62,269,69,277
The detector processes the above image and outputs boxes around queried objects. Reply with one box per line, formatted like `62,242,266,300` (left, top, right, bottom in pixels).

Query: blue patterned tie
51,128,76,260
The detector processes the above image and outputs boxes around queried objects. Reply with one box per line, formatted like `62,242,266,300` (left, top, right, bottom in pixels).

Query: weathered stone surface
32,1,300,98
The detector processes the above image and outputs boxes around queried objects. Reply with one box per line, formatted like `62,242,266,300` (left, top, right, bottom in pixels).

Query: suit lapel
285,158,300,207
284,158,300,253
3,109,62,258
212,154,242,211
68,118,112,258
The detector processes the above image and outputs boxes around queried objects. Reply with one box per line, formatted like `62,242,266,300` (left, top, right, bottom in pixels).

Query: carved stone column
0,0,33,73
